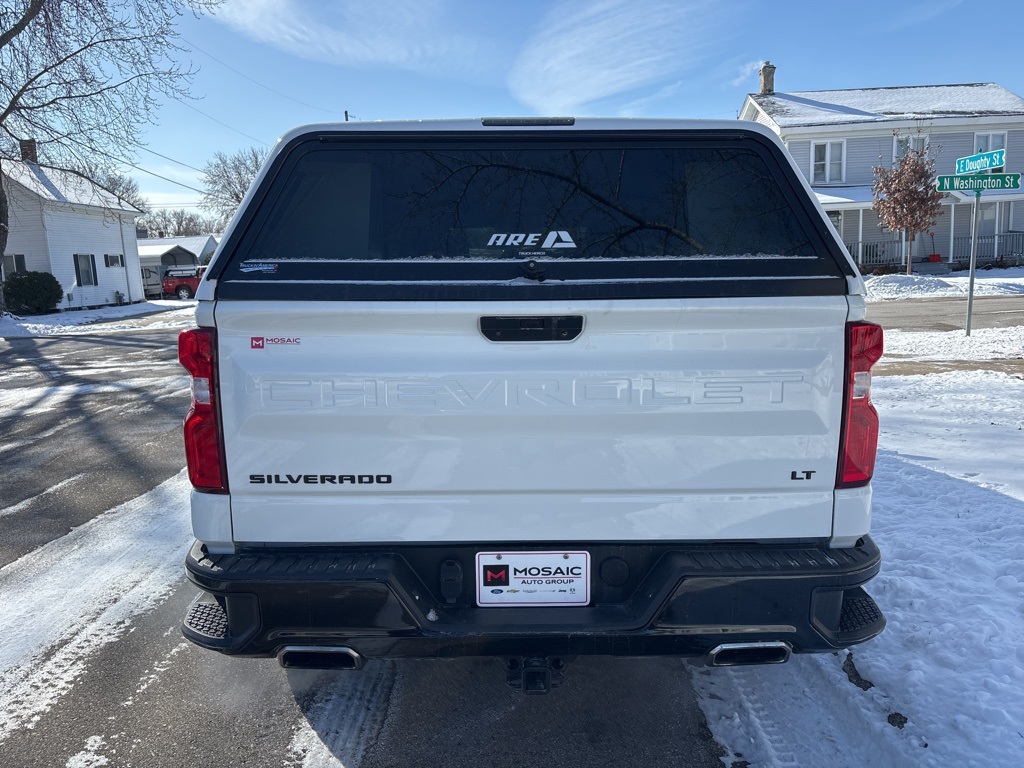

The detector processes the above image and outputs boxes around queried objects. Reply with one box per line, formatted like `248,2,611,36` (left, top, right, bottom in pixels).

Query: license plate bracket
475,551,590,607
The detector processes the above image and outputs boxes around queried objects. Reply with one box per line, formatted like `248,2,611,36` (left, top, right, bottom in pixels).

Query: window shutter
73,255,82,285
90,254,98,285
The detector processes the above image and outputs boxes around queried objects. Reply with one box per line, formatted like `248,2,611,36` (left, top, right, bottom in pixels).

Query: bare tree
86,166,150,213
138,207,218,237
872,135,945,275
200,146,265,223
0,0,220,312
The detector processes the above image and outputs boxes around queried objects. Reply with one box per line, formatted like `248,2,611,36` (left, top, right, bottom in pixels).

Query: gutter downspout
117,213,133,303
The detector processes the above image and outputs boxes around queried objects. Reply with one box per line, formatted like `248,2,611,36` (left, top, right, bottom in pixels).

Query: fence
950,232,1024,263
844,241,903,266
846,232,1024,266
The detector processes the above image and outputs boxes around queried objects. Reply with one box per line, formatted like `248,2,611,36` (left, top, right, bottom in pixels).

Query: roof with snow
1,160,142,214
137,243,198,259
749,83,1024,128
813,185,877,209
136,235,217,258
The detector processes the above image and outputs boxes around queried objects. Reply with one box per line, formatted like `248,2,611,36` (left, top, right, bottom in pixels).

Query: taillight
178,328,227,493
837,321,884,488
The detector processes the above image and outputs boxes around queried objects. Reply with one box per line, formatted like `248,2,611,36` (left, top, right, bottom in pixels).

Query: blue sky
138,0,1024,210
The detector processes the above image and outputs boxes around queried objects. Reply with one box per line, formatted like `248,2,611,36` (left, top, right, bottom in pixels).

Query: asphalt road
0,330,188,566
866,294,1024,332
0,322,724,768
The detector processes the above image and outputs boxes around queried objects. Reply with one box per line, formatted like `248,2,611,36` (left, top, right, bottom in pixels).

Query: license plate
475,551,590,606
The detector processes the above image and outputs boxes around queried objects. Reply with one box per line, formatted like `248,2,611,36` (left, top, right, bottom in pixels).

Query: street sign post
955,149,1006,175
936,173,1021,192
938,149,1016,336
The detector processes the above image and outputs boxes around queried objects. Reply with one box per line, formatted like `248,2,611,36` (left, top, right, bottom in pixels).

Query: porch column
858,209,863,264
994,201,1001,257
949,204,955,262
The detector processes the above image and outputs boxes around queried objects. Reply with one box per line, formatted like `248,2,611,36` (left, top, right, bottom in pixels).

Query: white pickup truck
178,118,885,693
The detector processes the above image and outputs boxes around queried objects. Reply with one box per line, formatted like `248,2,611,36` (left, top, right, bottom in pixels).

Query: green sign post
942,150,1015,336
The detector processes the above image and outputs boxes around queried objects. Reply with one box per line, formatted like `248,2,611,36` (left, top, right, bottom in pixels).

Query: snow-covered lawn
0,300,195,337
866,267,1024,302
883,325,1024,362
694,369,1024,767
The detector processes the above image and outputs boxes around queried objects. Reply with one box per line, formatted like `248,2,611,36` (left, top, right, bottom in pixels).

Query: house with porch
1,140,144,307
739,64,1024,271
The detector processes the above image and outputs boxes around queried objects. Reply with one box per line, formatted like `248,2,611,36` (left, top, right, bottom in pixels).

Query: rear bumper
182,537,885,659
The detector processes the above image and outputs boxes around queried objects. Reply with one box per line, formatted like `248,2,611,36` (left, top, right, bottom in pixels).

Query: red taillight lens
837,322,884,488
178,328,227,493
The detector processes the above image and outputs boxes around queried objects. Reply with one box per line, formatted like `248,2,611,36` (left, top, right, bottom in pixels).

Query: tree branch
0,0,46,50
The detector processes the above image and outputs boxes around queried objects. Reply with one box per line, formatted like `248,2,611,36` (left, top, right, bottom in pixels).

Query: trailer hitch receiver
505,656,569,694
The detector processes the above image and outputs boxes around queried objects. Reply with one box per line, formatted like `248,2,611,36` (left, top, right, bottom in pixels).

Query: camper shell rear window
211,129,853,301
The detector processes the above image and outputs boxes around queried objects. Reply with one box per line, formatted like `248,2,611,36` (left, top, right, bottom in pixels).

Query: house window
894,133,928,161
974,132,1007,172
2,254,26,279
104,253,125,267
73,254,98,286
812,141,844,183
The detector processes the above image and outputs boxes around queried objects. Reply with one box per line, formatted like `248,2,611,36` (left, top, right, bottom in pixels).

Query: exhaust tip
708,641,791,667
278,646,364,670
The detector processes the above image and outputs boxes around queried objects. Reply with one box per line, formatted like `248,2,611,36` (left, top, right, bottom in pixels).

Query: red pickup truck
162,266,206,300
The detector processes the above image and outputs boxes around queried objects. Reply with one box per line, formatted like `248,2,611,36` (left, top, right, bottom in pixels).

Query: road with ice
1,289,1023,767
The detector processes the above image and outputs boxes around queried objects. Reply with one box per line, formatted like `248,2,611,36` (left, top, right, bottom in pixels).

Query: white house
1,141,145,307
739,64,1024,270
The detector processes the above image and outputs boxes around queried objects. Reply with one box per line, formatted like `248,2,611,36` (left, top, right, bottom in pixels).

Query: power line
136,145,206,174
182,36,343,117
66,139,232,202
175,100,270,146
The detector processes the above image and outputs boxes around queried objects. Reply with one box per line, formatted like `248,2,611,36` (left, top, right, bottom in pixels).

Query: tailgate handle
479,316,583,342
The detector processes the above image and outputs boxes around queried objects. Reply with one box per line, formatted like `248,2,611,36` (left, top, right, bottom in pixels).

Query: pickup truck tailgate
215,296,848,544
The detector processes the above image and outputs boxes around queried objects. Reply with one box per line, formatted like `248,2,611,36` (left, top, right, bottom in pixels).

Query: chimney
19,139,38,163
759,61,776,95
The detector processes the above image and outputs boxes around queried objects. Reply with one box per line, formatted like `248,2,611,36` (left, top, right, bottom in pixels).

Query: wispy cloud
617,81,684,117
508,0,720,115
889,0,964,30
213,0,481,75
730,59,766,88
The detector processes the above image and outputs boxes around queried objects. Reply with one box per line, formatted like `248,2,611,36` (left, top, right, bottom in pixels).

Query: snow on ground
865,267,1024,302
694,370,1024,768
0,300,195,337
883,325,1024,362
0,376,188,420
0,472,192,743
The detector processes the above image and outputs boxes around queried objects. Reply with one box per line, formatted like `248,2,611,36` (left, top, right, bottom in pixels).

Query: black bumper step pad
839,587,885,636
184,597,229,641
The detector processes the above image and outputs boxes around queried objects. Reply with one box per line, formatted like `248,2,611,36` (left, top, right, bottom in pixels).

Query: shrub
864,263,903,276
2,270,64,314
